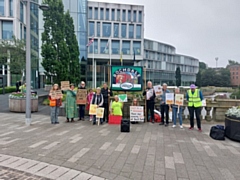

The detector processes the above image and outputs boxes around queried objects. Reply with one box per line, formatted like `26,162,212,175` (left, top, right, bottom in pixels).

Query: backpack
209,125,225,140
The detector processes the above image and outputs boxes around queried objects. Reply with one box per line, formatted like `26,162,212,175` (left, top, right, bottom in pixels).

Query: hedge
0,86,16,94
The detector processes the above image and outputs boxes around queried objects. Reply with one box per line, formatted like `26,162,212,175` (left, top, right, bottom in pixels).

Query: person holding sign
142,81,156,123
65,84,78,122
159,83,171,126
111,95,123,116
91,87,104,125
172,88,183,129
48,84,62,124
186,84,204,132
87,89,95,121
78,81,87,121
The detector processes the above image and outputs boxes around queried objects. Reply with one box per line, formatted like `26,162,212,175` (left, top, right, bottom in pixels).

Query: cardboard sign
89,104,97,115
130,106,144,122
175,94,184,106
96,108,104,118
50,90,62,99
76,89,87,104
153,85,162,96
61,81,70,90
118,94,128,102
166,93,174,105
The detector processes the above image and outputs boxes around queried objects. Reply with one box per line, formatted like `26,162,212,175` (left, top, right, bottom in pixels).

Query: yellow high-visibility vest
188,89,202,107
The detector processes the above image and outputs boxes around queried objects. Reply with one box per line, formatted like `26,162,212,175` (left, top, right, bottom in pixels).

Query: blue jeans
79,105,85,119
93,115,103,124
172,106,183,126
50,106,59,123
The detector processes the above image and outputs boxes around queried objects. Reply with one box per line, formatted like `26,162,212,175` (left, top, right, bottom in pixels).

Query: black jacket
78,86,86,89
142,87,156,102
101,87,113,104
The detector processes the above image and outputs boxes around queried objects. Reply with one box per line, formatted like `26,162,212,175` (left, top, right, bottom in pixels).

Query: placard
130,106,144,122
50,90,62,99
153,85,162,96
146,89,154,100
175,94,184,106
89,104,97,115
166,93,174,104
61,81,70,90
118,94,128,102
76,89,87,104
96,108,104,118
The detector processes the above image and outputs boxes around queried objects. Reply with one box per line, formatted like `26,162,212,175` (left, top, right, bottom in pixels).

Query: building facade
0,0,39,88
87,1,144,88
135,39,199,86
228,65,240,86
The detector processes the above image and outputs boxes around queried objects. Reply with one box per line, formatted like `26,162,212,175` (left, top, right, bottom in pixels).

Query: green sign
118,94,128,102
111,66,143,91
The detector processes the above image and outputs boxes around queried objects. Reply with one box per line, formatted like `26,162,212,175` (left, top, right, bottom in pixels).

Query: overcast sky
94,0,240,67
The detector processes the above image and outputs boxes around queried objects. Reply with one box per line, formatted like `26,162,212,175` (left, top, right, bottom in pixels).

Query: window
9,0,13,16
97,22,100,36
121,24,126,38
100,39,108,54
78,32,87,49
129,24,134,38
2,21,13,39
122,41,130,55
88,7,92,19
94,8,98,19
102,23,111,37
106,8,109,20
20,2,24,22
89,21,94,36
136,25,141,39
128,10,131,21
111,9,115,20
79,13,86,31
89,39,98,53
117,9,120,20
133,11,137,22
138,11,142,22
0,0,4,15
122,10,126,21
100,8,104,20
133,41,141,55
112,40,120,54
113,23,119,38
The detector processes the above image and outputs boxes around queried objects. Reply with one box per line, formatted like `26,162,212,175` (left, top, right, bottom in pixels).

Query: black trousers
188,106,201,129
160,104,169,124
147,101,154,122
102,103,109,122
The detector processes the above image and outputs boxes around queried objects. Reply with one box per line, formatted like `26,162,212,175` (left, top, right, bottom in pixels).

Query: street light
25,0,49,125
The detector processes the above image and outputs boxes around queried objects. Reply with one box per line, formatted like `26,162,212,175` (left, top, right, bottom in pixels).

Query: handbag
49,100,56,107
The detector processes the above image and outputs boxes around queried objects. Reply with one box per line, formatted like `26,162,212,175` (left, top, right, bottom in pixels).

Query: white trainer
172,125,176,128
180,125,183,129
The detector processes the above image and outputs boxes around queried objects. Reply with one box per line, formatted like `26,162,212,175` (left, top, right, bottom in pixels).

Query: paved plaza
0,112,239,180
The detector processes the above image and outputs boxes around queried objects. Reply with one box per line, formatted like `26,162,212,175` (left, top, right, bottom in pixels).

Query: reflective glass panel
122,41,130,55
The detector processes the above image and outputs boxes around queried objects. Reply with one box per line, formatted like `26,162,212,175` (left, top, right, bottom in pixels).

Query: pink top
87,92,95,104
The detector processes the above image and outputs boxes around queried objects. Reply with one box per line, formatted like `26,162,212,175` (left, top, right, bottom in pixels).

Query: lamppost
24,0,49,125
215,57,218,68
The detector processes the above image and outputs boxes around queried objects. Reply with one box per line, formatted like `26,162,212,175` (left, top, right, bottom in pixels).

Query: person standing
65,84,78,122
101,83,113,123
142,81,156,123
172,88,183,129
186,84,204,132
16,81,19,92
87,89,95,121
91,87,104,125
111,95,123,116
159,83,170,126
49,84,62,124
78,81,86,121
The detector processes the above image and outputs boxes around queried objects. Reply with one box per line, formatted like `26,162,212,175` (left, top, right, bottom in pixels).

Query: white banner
130,106,144,122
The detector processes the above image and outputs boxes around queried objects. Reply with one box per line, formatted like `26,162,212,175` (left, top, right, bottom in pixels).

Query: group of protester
48,80,204,132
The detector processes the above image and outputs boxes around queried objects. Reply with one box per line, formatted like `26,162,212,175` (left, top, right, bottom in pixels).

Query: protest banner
76,89,87,104
175,94,184,106
153,85,162,96
61,81,70,90
130,106,144,122
89,104,97,115
118,94,128,102
166,93,174,104
96,108,104,118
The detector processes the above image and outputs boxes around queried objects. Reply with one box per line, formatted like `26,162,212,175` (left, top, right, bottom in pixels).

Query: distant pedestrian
159,83,170,126
48,84,62,124
87,89,95,121
101,83,113,123
65,84,78,122
78,81,86,121
16,81,19,92
91,87,104,125
172,88,183,129
186,84,204,132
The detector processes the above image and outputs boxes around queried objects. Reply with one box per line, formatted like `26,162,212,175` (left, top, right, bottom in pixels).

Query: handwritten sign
166,93,174,105
118,94,127,102
130,106,144,122
61,81,70,90
153,85,162,96
89,104,97,115
76,89,87,104
146,89,154,100
50,90,62,99
175,94,184,106
96,108,104,118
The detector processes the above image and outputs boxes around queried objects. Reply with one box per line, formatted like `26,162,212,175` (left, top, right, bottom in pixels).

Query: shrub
226,106,240,118
9,92,38,99
0,86,16,94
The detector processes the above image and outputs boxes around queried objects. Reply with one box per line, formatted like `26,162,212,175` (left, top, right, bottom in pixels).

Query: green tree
199,62,207,70
175,66,181,86
228,60,239,66
195,71,202,87
64,11,80,84
41,0,70,84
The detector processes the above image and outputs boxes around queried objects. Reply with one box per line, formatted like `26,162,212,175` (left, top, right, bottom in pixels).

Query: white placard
153,85,162,96
166,93,174,104
130,106,144,122
146,89,153,100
